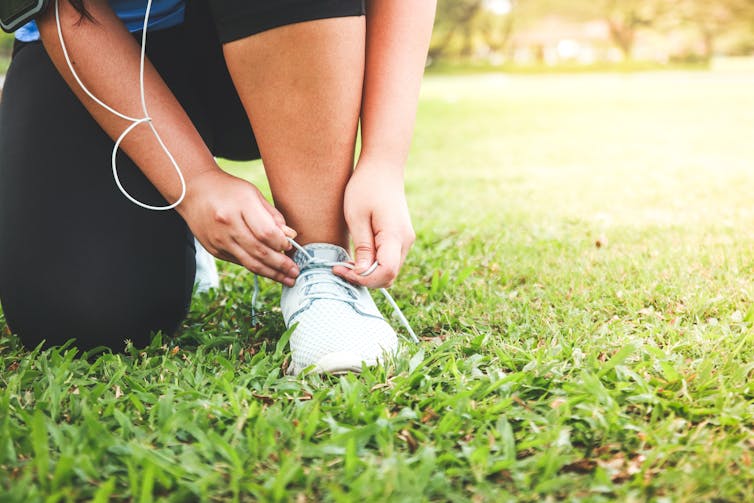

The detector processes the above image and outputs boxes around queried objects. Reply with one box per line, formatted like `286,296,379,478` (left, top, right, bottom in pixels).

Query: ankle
285,235,349,256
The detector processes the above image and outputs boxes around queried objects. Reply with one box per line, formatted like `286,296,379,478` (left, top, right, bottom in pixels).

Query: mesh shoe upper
281,243,399,375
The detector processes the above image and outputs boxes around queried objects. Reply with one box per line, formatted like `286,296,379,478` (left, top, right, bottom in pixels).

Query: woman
0,0,435,374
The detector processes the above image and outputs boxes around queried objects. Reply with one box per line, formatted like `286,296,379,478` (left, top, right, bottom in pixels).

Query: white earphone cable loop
55,0,186,211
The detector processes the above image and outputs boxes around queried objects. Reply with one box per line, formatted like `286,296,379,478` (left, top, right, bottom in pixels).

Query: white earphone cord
54,0,186,211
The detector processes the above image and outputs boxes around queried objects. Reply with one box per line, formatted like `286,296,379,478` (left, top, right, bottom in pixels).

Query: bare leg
222,17,366,249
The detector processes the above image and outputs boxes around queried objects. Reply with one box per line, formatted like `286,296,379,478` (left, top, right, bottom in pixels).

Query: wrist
173,165,224,217
355,154,406,178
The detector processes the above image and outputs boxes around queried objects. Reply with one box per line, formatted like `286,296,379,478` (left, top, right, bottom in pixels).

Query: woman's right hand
178,169,300,286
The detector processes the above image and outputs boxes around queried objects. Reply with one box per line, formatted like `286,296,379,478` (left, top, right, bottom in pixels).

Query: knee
3,285,191,352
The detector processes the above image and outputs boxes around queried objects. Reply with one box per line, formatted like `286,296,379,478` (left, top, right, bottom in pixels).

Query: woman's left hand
333,159,415,288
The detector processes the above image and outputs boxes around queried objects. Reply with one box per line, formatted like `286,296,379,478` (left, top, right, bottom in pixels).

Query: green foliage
3,71,754,500
431,0,754,63
0,32,13,52
0,32,14,74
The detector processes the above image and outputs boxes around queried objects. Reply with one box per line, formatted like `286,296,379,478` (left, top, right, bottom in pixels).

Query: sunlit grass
2,70,754,501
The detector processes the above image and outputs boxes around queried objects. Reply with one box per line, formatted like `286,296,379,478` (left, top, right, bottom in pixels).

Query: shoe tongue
293,243,351,268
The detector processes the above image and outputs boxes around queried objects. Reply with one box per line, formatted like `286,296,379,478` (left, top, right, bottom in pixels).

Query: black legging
0,3,259,351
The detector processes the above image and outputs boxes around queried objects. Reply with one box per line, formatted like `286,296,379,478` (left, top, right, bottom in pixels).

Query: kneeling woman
0,0,435,374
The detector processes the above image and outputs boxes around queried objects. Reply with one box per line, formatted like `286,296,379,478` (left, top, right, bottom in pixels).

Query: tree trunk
607,19,635,61
428,26,458,60
701,28,714,62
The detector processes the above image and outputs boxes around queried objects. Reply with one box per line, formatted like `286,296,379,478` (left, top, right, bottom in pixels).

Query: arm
36,1,299,284
335,0,436,287
360,0,437,169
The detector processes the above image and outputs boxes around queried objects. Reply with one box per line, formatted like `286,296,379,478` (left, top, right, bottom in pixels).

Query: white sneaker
194,238,219,293
281,243,399,375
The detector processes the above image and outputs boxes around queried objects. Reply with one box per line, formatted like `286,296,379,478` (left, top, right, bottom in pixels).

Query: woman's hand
178,169,300,286
38,2,299,289
331,0,432,288
334,159,415,288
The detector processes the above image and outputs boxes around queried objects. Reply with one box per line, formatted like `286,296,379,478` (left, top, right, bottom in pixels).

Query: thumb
349,216,376,273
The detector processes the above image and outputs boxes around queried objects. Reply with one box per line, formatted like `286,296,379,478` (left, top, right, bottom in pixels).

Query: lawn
2,70,754,501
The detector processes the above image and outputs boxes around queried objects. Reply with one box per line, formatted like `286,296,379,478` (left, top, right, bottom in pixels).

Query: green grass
3,70,754,501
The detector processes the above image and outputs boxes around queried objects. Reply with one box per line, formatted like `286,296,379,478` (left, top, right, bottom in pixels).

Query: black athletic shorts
209,0,365,43
0,0,365,351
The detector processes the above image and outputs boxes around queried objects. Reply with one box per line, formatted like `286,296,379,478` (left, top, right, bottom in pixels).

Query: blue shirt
16,0,185,42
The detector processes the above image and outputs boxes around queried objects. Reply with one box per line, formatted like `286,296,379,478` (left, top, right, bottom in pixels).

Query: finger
372,235,403,287
399,235,414,269
259,198,297,245
228,242,297,287
260,196,286,226
216,250,240,265
332,262,389,288
282,225,298,240
400,246,409,269
332,265,367,286
231,232,299,280
348,213,376,274
334,235,402,288
241,207,290,252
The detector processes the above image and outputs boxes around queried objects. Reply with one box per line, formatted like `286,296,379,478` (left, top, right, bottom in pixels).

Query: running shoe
281,243,399,375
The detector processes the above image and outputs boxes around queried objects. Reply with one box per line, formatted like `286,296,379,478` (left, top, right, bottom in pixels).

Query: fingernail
282,225,297,238
290,266,299,277
284,277,296,287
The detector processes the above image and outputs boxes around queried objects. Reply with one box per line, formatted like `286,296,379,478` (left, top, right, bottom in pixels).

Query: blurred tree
429,0,485,60
671,0,754,60
602,0,661,59
529,0,666,60
535,0,754,60
428,0,754,64
430,0,522,61
478,0,519,57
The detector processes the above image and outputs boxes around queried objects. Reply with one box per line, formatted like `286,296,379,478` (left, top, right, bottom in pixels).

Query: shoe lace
251,239,419,343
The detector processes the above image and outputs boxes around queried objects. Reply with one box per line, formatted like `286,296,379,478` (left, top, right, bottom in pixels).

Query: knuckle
272,211,285,224
225,255,241,266
243,260,261,274
258,226,277,242
384,267,398,282
210,238,226,254
213,209,230,225
381,275,395,288
281,258,296,273
354,243,373,254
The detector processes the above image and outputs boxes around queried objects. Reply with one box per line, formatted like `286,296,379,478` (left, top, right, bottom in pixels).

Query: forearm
360,0,436,172
37,1,218,211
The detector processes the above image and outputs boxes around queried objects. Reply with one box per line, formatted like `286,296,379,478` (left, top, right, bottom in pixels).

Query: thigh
216,9,366,243
0,41,195,351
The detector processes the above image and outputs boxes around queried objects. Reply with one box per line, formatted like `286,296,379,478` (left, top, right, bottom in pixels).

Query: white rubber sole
287,351,380,376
